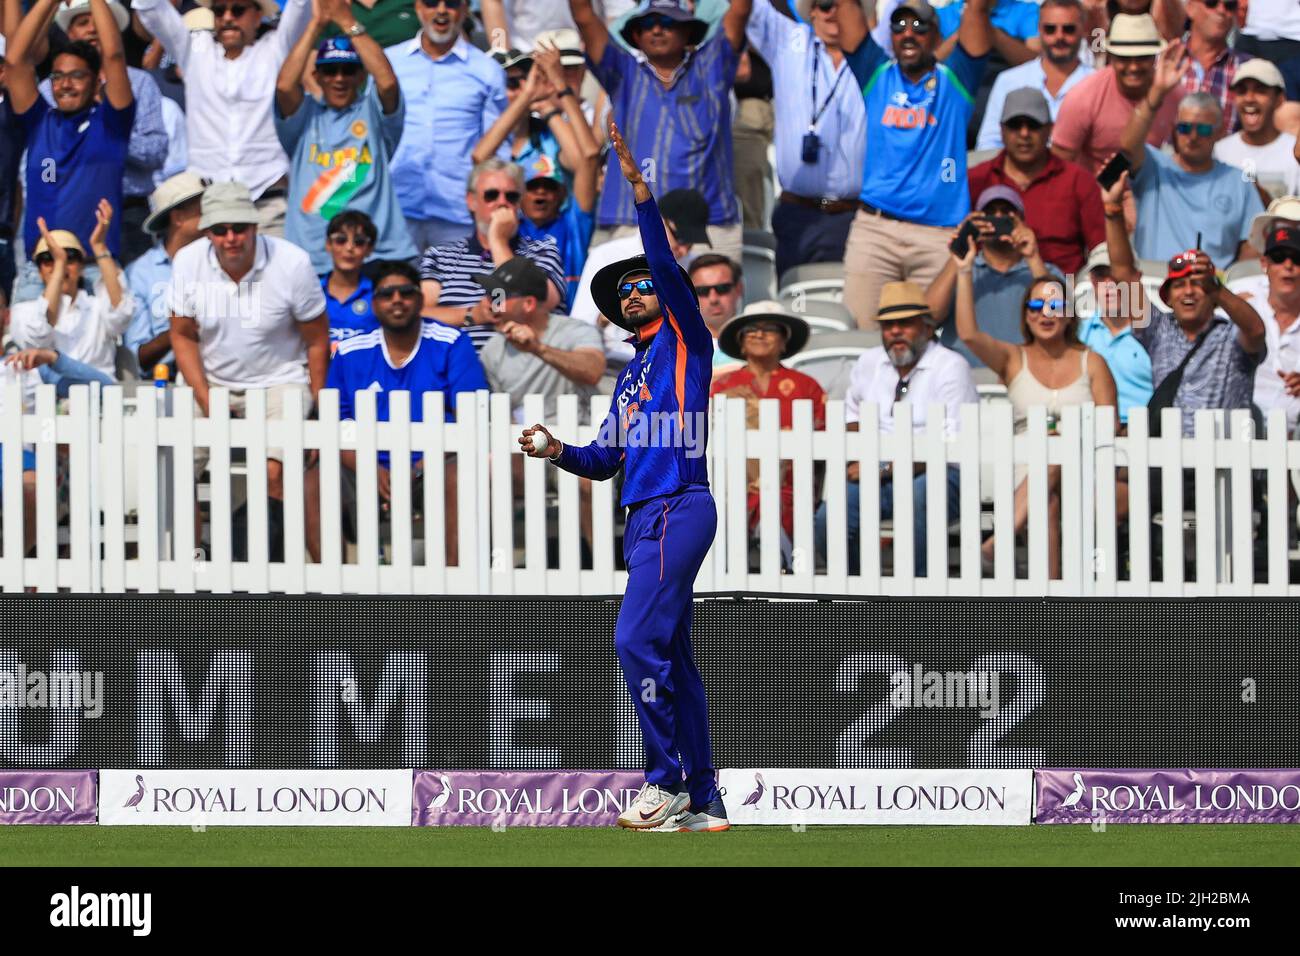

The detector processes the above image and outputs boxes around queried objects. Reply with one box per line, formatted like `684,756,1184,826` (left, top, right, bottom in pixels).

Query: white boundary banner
719,769,1034,825
99,769,412,826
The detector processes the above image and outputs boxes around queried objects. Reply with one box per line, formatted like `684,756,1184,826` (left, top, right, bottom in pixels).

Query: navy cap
317,37,361,66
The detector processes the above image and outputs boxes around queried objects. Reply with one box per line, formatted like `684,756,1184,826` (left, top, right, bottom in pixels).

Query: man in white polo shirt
168,181,329,515
814,280,976,576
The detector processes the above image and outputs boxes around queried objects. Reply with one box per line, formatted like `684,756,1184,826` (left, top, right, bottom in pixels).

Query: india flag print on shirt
302,120,374,221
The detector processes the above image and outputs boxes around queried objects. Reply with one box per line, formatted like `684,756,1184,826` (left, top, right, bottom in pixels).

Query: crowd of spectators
3,0,1300,574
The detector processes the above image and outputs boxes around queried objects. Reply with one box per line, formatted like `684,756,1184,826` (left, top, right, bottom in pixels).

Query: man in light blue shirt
974,0,1093,151
124,173,206,377
388,0,508,253
1121,77,1264,266
747,0,873,280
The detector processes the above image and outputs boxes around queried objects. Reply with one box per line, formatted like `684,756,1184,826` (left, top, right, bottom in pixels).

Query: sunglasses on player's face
618,278,655,298
208,223,252,237
373,283,420,301
1040,22,1079,35
211,3,251,18
481,188,521,204
318,63,361,78
890,16,933,35
1176,121,1215,137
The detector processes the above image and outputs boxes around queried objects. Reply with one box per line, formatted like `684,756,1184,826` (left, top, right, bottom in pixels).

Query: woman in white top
8,203,134,378
954,252,1118,578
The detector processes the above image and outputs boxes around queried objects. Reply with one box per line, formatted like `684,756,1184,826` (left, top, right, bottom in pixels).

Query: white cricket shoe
645,798,731,833
617,783,690,830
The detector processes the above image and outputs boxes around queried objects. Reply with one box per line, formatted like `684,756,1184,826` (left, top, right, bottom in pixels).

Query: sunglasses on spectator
1176,121,1215,137
1025,298,1066,313
211,3,251,17
618,278,655,298
328,232,373,248
812,0,837,10
318,64,361,77
35,251,84,266
1040,23,1079,35
1267,249,1300,266
695,282,735,298
481,188,521,204
208,223,252,237
373,283,420,300
1003,117,1044,133
637,14,681,31
418,0,463,8
50,69,92,84
1201,0,1238,9
505,76,525,91
890,17,933,34
742,323,785,337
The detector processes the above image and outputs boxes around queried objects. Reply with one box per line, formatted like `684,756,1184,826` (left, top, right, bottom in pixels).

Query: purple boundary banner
0,770,98,825
412,771,644,827
1036,768,1300,823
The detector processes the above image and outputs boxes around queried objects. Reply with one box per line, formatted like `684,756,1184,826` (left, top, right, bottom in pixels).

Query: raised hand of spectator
524,59,557,109
1010,219,1040,262
1188,249,1219,291
1099,165,1130,207
487,205,519,245
1150,39,1190,105
36,217,67,268
532,42,567,95
318,0,354,27
88,199,114,258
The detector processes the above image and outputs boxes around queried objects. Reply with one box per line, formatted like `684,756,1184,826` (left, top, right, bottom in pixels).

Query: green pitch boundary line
2,824,1299,866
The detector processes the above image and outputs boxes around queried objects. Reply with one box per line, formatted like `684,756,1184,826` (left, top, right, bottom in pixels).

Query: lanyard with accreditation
803,40,848,163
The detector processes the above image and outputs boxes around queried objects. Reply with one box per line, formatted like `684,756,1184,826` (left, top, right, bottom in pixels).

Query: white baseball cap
1231,58,1286,92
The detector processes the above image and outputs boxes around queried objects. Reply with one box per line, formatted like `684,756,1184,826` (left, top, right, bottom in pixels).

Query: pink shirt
1051,67,1180,174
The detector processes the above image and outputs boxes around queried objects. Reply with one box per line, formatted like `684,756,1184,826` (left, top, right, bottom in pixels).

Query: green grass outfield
2,824,1299,866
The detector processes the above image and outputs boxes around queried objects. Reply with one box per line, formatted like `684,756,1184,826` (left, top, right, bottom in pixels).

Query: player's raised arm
610,120,712,354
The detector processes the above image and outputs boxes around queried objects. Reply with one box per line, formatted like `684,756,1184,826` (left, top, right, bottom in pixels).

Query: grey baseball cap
1001,87,1052,126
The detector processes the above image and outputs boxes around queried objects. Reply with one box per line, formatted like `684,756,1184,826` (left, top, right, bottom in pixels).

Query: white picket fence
2,383,1298,596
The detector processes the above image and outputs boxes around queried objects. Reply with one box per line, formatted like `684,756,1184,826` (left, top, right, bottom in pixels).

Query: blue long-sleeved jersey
555,194,712,507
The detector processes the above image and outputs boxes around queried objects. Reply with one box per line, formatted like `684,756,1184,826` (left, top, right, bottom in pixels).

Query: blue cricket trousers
615,486,719,808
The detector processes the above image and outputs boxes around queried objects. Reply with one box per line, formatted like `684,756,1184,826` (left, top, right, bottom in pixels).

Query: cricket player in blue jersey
519,122,726,833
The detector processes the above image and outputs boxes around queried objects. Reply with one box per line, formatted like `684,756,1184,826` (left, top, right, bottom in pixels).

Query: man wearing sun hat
815,279,976,576
711,302,825,553
274,0,414,275
1051,14,1183,174
45,0,168,265
134,0,315,235
123,172,206,376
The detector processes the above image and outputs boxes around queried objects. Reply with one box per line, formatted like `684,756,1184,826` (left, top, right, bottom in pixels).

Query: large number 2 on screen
834,653,1046,769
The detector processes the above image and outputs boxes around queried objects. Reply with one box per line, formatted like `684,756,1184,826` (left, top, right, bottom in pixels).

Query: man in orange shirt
711,302,825,561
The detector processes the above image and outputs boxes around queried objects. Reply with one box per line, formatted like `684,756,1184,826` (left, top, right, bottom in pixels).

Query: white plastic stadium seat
784,329,881,400
777,261,845,302
967,148,1000,168
1224,258,1263,285
779,293,854,333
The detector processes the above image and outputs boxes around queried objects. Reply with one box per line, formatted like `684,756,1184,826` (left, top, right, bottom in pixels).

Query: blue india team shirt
519,204,595,313
936,0,1039,41
327,318,488,466
846,39,985,227
275,81,417,275
322,274,379,353
17,96,135,258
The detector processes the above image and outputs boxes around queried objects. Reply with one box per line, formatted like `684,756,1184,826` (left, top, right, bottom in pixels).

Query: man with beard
520,121,727,833
134,0,313,235
836,0,992,328
1213,59,1300,198
815,280,977,576
969,87,1105,275
389,0,507,252
975,0,1092,151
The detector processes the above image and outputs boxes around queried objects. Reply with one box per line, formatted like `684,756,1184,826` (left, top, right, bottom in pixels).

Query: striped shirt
589,31,741,229
1135,309,1265,437
418,232,566,352
1178,37,1253,134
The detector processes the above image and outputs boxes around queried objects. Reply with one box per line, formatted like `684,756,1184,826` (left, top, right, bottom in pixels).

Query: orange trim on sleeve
664,308,688,431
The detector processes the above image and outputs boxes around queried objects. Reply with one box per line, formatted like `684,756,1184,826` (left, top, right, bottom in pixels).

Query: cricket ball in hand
530,431,550,455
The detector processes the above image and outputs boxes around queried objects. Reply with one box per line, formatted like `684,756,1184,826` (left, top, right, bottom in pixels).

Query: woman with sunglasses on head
9,202,134,380
952,239,1117,578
